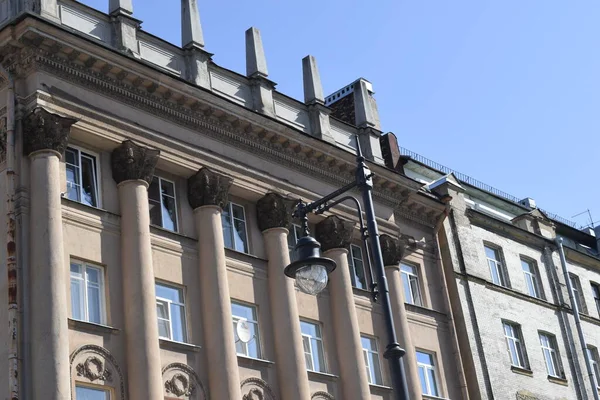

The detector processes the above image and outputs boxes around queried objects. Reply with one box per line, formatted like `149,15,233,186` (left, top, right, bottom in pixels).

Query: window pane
353,257,366,289
401,272,413,304
489,260,501,285
170,304,186,342
65,148,78,166
232,303,255,321
302,336,313,370
66,163,81,202
148,177,160,202
521,260,532,273
156,301,170,339
233,219,248,252
161,180,175,198
416,351,432,365
80,155,98,207
485,246,498,260
86,285,101,324
300,321,319,337
426,368,439,396
314,338,325,372
372,352,383,385
156,284,183,303
222,207,234,249
70,277,83,320
232,204,245,220
410,276,422,306
75,386,109,400
361,336,374,351
86,268,99,285
418,366,428,394
161,194,178,231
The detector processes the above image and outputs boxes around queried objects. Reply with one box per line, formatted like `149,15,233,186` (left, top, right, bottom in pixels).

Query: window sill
68,319,119,335
307,370,338,382
422,395,449,400
510,365,533,377
237,355,274,368
159,338,201,353
547,375,568,386
369,383,392,392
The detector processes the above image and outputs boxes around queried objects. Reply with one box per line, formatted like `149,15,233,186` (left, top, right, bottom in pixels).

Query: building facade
0,1,469,400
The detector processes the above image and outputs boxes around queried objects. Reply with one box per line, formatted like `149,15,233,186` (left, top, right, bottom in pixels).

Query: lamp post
284,139,410,400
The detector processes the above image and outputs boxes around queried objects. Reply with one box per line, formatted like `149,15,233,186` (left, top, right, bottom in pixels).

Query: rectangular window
231,301,260,359
401,263,423,306
287,224,303,261
503,322,527,368
148,177,178,232
222,202,248,253
569,273,588,314
361,336,383,385
65,147,99,207
348,244,367,290
539,332,562,378
75,385,110,399
521,258,542,298
155,282,187,343
591,283,600,317
70,260,105,325
300,320,326,373
416,350,439,396
587,346,600,388
485,246,506,286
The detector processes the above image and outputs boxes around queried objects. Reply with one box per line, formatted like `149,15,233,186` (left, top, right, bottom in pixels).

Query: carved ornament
164,373,195,397
256,192,298,231
110,140,160,185
315,215,354,252
75,356,112,383
240,377,275,400
311,391,335,400
70,345,125,400
187,167,232,210
162,363,206,400
22,107,76,157
380,234,404,266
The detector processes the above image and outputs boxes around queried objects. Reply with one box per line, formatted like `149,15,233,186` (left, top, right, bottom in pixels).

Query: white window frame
400,263,423,306
485,245,505,286
223,202,249,253
155,282,187,343
349,244,367,290
503,321,527,368
521,258,541,298
539,332,562,378
300,319,326,373
70,260,106,325
65,145,101,208
587,346,600,388
75,384,111,399
231,301,261,359
569,273,587,314
288,223,303,260
361,335,383,385
416,350,440,397
149,176,179,232
591,283,600,317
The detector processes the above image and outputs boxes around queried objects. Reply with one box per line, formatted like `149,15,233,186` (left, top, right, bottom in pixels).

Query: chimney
325,78,381,130
380,132,407,174
519,197,536,209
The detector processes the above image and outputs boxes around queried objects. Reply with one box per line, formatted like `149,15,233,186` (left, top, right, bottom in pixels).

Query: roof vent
519,197,536,209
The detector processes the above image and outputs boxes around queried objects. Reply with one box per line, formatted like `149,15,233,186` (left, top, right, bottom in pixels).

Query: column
23,108,76,400
111,140,163,400
302,55,336,144
256,193,311,400
380,234,421,399
246,27,276,117
187,168,242,400
315,216,371,400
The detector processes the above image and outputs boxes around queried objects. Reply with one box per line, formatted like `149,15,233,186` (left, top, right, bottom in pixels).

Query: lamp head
284,235,336,295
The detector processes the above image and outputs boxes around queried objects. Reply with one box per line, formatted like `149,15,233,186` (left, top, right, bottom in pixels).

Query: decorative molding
240,377,275,400
162,363,206,399
22,107,77,157
187,167,232,210
111,139,160,185
165,373,195,397
315,215,354,251
70,345,125,400
256,192,298,231
311,391,335,400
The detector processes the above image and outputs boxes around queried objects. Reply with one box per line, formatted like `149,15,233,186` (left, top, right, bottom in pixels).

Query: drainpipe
556,238,600,400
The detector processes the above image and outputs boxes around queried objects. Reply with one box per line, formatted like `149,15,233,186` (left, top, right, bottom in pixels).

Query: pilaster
256,192,312,400
302,55,336,144
246,27,275,117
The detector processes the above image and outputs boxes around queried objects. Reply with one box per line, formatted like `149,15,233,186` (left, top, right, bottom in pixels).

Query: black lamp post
284,138,410,400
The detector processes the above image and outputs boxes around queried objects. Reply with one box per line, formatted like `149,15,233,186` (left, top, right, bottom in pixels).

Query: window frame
222,201,249,253
520,257,543,299
287,223,303,261
348,243,368,290
70,259,106,325
484,244,507,287
587,345,600,388
416,349,440,397
361,335,383,385
231,300,261,359
591,282,600,317
65,145,101,208
569,273,588,314
502,321,528,369
155,281,187,343
400,262,423,306
539,332,563,378
148,176,179,232
75,383,112,399
300,319,326,373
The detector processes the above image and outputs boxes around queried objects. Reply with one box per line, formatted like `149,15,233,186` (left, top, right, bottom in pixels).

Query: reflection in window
348,244,367,290
231,301,260,359
222,202,248,253
148,177,178,232
416,351,439,396
401,263,423,306
300,320,326,373
155,282,187,342
65,147,99,207
70,260,105,325
361,336,383,385
75,385,110,400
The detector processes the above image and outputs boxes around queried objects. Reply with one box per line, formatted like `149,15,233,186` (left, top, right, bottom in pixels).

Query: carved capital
187,167,232,210
111,140,160,185
22,107,77,157
256,193,298,231
315,215,354,252
380,234,404,266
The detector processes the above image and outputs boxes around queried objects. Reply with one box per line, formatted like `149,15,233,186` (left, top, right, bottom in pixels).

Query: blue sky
81,1,600,228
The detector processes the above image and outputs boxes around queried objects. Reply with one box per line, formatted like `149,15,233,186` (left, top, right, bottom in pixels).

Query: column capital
111,140,160,185
187,167,232,210
380,234,404,266
23,108,77,157
315,215,355,252
256,192,298,232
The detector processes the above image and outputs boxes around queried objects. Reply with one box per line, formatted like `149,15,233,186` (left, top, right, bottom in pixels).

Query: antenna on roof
571,209,600,229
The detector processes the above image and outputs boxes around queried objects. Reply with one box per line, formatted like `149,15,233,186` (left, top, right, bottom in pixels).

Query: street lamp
284,138,411,400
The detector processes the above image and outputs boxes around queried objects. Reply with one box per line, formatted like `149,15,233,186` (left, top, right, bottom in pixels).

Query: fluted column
316,216,371,400
187,168,242,400
380,234,421,399
111,140,163,400
256,193,311,400
24,108,76,400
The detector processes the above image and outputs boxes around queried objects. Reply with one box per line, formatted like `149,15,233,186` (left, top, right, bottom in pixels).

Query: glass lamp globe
295,263,329,295
284,235,336,296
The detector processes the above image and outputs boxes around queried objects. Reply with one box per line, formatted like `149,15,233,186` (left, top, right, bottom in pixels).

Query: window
521,258,542,298
222,202,248,253
591,283,600,317
361,336,383,385
287,224,303,261
148,177,178,232
416,351,439,397
300,320,326,372
401,263,423,306
70,261,105,325
539,333,562,378
503,322,527,368
587,346,600,388
569,273,588,314
75,385,110,400
231,301,260,359
155,282,187,342
66,147,99,207
485,246,506,286
348,244,367,290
